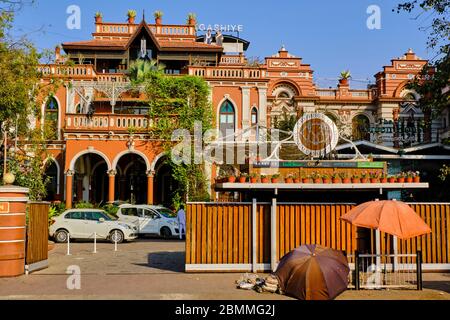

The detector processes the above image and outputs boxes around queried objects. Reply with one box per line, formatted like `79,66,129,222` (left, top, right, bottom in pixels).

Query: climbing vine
134,64,213,208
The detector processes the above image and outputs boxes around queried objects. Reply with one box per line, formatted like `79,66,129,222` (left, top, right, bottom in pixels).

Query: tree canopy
395,1,449,114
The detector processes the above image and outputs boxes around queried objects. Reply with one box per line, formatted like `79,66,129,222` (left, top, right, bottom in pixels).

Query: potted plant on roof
339,172,350,184
351,173,360,184
311,171,322,184
322,173,330,184
406,171,414,183
127,10,137,24
380,173,388,184
331,172,340,184
387,175,396,183
95,12,103,23
187,13,197,25
339,70,351,86
300,174,309,184
285,173,294,184
249,173,258,184
261,174,269,184
413,171,420,183
369,171,380,183
271,173,281,183
154,10,163,25
397,172,406,183
293,173,300,184
360,171,369,183
227,172,236,183
239,173,248,183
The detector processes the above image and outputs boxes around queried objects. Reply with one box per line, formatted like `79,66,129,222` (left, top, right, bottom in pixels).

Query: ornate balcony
65,113,150,133
38,64,96,80
188,66,265,80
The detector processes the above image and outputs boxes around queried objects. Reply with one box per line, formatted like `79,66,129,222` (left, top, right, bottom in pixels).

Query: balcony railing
65,114,150,132
188,66,265,79
95,23,196,36
220,55,246,65
38,64,96,79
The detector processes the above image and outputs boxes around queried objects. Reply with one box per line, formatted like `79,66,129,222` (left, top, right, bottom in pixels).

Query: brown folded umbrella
340,200,431,239
274,244,350,300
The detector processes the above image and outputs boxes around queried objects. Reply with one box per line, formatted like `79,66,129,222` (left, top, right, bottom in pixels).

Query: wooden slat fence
186,202,450,272
276,203,357,260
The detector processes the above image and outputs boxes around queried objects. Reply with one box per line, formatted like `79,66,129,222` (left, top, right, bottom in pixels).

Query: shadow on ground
423,281,450,293
133,251,186,273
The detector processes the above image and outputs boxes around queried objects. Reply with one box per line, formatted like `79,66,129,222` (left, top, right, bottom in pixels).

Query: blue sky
11,0,435,88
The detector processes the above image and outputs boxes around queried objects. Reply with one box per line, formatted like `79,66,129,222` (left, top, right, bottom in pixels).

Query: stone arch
112,149,151,172
270,80,301,98
150,152,167,172
69,149,112,172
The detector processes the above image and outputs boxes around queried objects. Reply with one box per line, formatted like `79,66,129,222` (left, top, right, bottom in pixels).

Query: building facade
33,14,450,207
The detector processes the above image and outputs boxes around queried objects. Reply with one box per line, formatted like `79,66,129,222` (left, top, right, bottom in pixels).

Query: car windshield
157,208,177,218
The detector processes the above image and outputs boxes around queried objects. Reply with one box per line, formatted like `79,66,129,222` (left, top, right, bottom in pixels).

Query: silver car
49,209,138,244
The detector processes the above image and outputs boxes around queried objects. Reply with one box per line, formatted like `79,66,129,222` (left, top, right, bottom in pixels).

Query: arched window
352,114,371,141
219,100,235,137
251,107,258,126
45,97,59,140
75,103,82,114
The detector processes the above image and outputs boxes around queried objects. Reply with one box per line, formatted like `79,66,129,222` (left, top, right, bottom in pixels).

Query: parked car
49,209,138,244
116,204,179,238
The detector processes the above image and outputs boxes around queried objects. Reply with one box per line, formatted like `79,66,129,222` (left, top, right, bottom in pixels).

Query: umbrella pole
375,229,381,287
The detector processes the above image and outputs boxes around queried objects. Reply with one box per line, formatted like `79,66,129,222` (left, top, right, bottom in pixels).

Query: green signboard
253,161,385,169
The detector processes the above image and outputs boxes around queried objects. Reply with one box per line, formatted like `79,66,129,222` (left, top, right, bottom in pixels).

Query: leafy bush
103,204,119,218
75,201,94,209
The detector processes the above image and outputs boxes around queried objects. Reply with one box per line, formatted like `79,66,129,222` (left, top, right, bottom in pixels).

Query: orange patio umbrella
340,200,431,239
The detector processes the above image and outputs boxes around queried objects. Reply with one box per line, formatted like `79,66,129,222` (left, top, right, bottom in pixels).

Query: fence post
252,198,257,273
355,251,360,290
271,197,277,272
416,250,423,291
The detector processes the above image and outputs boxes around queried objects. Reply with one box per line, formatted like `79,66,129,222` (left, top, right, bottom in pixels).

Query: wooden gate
25,202,50,273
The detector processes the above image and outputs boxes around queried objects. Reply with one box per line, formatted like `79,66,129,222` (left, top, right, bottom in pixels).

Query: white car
116,204,179,238
49,209,138,244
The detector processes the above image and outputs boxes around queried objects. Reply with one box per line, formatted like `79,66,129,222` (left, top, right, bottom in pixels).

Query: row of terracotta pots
218,176,421,184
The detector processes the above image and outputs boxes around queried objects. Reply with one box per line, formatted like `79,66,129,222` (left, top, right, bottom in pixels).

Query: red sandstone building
33,13,450,208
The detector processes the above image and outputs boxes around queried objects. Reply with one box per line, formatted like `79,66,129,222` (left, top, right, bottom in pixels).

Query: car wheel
161,227,172,239
55,229,69,243
110,230,124,244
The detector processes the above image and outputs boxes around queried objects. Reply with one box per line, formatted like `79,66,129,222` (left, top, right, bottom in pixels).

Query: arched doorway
44,160,58,201
116,154,148,204
72,153,109,205
352,114,371,141
154,156,178,207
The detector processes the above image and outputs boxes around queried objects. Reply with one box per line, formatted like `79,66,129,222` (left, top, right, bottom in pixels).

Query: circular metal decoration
293,113,339,157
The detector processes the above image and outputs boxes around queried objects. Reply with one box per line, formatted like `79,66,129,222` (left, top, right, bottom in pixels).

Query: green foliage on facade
130,65,213,208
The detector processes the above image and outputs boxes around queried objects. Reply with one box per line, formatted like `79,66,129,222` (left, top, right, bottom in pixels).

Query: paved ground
0,239,449,300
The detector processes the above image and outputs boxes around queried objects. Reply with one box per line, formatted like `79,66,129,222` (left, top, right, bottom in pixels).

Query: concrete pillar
258,87,267,127
241,87,251,134
0,185,29,277
147,170,155,205
65,170,74,209
108,170,116,204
